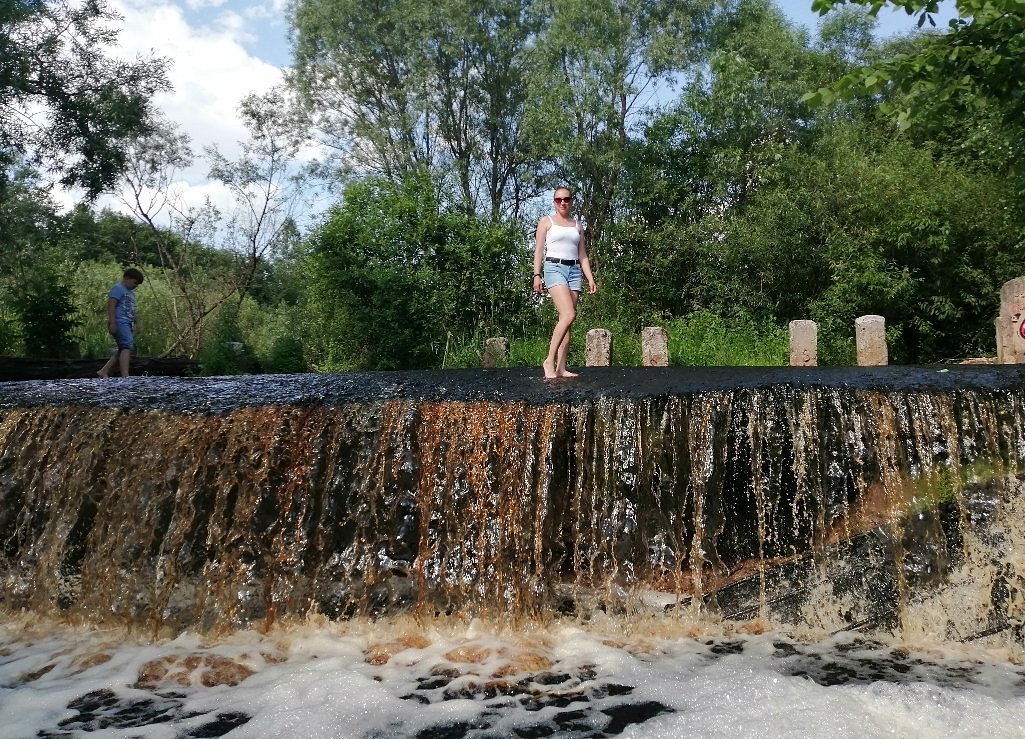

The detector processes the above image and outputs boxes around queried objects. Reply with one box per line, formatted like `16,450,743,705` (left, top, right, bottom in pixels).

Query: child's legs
114,322,135,377
117,349,131,377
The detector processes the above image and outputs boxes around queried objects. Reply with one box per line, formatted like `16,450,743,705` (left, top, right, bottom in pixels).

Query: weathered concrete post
996,277,1025,364
585,328,612,366
788,320,817,367
482,337,509,368
641,326,669,367
855,315,888,366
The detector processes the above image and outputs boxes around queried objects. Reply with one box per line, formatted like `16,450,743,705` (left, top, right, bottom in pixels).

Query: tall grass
444,309,790,368
667,310,788,366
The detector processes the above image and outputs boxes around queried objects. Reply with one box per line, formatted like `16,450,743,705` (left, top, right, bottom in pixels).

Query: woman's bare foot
96,370,108,379
542,360,558,379
557,368,579,378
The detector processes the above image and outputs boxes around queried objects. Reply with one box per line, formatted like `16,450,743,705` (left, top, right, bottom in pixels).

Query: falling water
2,366,1024,644
5,366,1025,738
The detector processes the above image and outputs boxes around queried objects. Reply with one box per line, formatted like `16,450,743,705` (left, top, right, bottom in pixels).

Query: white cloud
50,0,336,233
38,3,312,227
60,1,287,219
184,0,228,9
114,1,283,157
243,1,288,22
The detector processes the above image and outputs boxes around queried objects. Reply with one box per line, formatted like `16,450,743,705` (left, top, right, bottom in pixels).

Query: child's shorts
113,321,135,351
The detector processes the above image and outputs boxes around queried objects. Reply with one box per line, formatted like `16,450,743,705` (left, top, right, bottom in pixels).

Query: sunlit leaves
807,0,1025,132
290,0,539,218
303,174,529,369
0,0,169,197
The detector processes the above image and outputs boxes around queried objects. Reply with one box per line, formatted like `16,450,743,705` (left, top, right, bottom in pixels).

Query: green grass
442,309,791,369
667,310,788,366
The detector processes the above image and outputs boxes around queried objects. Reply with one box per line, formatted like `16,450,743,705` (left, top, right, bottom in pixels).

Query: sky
94,0,955,221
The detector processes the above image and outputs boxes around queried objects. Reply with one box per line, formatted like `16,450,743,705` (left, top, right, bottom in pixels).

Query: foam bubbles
4,617,1025,738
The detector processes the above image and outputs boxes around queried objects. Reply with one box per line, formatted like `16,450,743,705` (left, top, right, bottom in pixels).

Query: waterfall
2,366,1024,646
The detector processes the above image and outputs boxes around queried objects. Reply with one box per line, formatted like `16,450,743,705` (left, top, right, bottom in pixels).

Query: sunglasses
554,196,573,204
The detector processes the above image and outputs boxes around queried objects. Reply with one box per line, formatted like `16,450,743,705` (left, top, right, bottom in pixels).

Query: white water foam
3,614,1025,739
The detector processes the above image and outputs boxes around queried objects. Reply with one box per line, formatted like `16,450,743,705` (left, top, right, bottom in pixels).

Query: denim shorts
113,321,135,351
543,261,582,292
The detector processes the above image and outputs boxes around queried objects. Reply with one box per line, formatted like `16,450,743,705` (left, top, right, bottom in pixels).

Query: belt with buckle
545,257,579,266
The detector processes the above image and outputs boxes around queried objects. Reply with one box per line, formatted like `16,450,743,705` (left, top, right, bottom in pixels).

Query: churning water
3,367,1025,737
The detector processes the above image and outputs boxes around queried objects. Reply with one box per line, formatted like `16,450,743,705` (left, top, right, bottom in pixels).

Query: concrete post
788,320,817,367
855,315,888,366
641,326,669,367
585,328,612,366
996,277,1025,364
482,337,509,368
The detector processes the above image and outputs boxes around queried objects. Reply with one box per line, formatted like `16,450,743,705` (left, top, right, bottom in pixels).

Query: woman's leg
554,290,581,377
543,284,576,379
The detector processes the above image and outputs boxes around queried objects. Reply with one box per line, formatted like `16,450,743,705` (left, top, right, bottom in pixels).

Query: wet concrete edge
2,365,1025,413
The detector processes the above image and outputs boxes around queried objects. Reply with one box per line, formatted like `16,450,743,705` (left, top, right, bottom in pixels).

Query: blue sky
168,1,958,70
208,0,958,68
777,0,956,38
99,0,955,217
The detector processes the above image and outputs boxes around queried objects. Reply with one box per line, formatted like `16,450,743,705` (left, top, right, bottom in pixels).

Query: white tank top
544,216,580,260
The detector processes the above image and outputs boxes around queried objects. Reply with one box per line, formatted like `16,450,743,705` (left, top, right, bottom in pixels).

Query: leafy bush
13,257,81,358
0,305,19,355
302,174,531,370
198,310,261,376
237,300,307,373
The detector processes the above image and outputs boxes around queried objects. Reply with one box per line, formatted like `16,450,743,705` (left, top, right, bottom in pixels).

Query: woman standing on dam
532,187,598,379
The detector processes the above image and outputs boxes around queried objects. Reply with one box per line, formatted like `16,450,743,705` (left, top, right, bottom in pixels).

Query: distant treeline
2,0,1024,373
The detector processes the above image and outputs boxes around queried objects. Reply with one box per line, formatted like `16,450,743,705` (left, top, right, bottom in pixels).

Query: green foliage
507,336,549,368
0,0,169,197
11,255,81,358
262,335,307,374
198,310,261,376
611,0,1025,365
61,208,175,266
291,0,540,219
0,188,84,357
523,0,714,246
238,300,308,373
806,0,1025,134
0,307,17,355
303,174,531,370
667,310,787,366
609,0,849,322
718,123,1024,362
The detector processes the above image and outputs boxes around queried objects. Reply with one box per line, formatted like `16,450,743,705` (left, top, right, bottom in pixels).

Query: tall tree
806,0,1025,130
426,0,541,217
523,0,713,251
206,87,314,310
290,0,540,219
607,0,840,320
0,0,169,198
